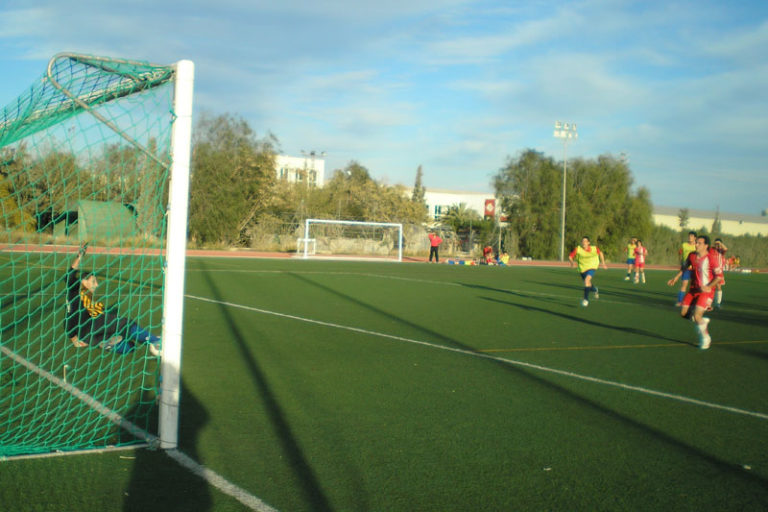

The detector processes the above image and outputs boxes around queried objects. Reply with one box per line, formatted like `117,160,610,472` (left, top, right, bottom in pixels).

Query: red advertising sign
484,199,496,219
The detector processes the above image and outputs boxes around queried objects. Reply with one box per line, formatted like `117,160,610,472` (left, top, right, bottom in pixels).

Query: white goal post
301,219,403,261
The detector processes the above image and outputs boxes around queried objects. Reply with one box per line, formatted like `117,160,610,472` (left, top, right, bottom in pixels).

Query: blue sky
1,0,767,215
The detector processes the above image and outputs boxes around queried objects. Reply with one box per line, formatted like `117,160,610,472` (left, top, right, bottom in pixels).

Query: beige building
652,206,768,236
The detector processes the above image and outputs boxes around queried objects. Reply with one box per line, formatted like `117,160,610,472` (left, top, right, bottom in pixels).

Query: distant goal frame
300,219,404,262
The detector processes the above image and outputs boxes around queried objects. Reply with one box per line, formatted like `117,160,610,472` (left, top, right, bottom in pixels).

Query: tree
188,112,278,246
439,203,480,232
411,165,426,206
493,149,562,259
678,208,690,230
0,145,36,231
494,150,653,260
711,206,722,235
307,161,427,225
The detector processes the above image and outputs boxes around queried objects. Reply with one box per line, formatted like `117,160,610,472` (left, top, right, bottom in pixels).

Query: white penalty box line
0,344,277,512
187,294,768,422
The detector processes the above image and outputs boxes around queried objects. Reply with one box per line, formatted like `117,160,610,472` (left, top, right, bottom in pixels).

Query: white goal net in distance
301,219,403,262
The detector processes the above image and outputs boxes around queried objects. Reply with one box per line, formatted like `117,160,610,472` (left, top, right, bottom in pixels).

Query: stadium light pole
553,121,578,261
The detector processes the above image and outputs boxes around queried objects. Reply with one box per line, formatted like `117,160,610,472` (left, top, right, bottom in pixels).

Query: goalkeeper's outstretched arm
67,242,89,347
71,241,88,270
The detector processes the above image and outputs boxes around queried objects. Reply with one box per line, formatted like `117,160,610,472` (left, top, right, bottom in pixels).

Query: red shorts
682,290,714,309
635,262,645,269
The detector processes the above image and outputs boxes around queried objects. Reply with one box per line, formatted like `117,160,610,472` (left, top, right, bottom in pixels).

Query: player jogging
568,236,608,307
633,240,647,284
624,237,637,281
675,231,697,306
712,238,728,309
66,242,161,356
667,235,723,350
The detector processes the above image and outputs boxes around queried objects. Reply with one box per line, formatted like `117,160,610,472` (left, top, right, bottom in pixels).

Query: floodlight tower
553,121,578,261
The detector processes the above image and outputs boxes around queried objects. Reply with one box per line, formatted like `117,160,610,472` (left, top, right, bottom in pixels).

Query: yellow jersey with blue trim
680,242,696,265
571,246,602,273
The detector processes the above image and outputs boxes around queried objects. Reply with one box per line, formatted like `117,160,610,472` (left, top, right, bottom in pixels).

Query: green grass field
3,257,768,511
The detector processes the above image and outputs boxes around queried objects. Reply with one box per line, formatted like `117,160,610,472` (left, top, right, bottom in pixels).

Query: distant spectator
483,246,494,264
428,232,443,263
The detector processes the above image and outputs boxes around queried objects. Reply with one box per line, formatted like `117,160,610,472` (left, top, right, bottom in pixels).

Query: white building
275,153,326,187
405,188,498,222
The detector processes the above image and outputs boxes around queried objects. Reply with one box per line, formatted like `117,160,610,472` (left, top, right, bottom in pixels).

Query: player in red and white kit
633,239,647,284
712,238,728,309
667,235,724,349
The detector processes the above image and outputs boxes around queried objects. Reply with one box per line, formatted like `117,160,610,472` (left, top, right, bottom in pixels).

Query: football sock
128,324,160,344
677,291,684,303
715,290,722,305
583,287,590,300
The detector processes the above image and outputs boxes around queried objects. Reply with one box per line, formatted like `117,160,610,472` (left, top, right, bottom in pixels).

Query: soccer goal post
301,219,404,261
0,53,193,458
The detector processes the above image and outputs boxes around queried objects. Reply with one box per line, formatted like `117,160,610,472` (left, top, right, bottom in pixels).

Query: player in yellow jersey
624,237,637,281
676,231,697,306
568,236,608,307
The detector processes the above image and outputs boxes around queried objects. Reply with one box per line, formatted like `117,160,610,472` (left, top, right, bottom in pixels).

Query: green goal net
0,54,193,458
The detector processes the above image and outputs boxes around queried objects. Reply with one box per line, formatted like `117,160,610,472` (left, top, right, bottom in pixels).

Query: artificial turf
3,257,768,511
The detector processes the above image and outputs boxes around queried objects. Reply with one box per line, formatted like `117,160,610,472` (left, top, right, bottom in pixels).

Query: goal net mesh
0,54,177,457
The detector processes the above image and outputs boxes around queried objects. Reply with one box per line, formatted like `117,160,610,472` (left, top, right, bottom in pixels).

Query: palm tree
439,203,480,231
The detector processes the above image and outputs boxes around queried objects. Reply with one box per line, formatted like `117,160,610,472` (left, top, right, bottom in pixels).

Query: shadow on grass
122,380,211,512
480,295,692,346
199,260,333,512
460,282,570,307
286,272,768,493
288,272,768,494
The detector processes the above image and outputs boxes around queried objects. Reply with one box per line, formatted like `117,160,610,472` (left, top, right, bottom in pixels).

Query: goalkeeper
65,243,161,356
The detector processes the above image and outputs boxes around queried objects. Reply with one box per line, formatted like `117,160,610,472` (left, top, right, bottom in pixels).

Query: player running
624,237,637,281
712,238,728,309
667,235,723,350
633,239,647,284
568,236,608,307
66,242,161,356
675,231,697,306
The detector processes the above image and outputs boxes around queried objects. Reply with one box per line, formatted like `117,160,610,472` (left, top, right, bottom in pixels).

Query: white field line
0,344,277,512
186,294,768,422
165,449,278,512
187,268,768,314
